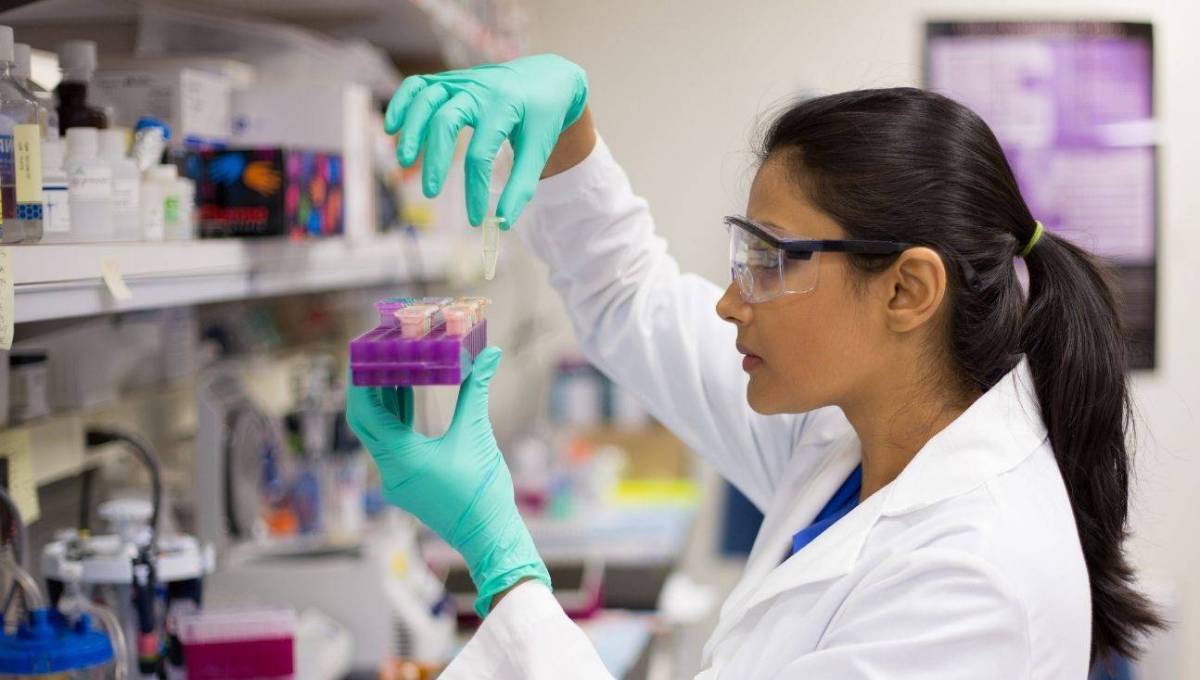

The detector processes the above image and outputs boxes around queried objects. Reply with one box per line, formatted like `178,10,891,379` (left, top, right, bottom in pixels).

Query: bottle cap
98,128,128,159
13,43,29,80
98,497,152,525
135,116,171,140
99,497,153,546
0,27,14,65
56,40,97,78
65,127,99,158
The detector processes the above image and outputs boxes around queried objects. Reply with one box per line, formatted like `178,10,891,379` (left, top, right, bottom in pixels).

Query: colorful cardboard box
189,148,343,239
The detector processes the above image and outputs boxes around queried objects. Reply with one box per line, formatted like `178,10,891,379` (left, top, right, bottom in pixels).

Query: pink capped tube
396,305,438,338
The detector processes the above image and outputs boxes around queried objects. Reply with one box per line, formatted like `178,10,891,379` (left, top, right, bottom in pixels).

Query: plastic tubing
79,600,129,680
0,486,27,569
0,486,44,614
0,556,45,610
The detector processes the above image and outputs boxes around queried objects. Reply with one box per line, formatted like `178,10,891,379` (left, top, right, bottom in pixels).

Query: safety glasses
725,215,913,303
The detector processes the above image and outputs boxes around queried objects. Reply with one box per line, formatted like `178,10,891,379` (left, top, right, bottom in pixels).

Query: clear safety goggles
725,215,913,303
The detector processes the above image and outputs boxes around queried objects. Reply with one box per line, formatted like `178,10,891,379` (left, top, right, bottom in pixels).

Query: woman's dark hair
760,88,1160,664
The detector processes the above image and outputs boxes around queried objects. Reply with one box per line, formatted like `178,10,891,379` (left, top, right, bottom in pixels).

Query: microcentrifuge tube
482,216,504,281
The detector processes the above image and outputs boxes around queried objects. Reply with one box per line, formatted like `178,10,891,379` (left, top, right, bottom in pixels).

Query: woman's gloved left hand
346,348,550,616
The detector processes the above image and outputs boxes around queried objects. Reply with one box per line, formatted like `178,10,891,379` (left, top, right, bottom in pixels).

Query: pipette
482,216,504,280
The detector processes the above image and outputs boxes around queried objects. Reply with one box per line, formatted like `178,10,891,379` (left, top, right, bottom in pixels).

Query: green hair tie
1019,221,1044,258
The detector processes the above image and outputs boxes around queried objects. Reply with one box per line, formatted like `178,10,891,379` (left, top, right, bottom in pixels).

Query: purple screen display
926,22,1156,368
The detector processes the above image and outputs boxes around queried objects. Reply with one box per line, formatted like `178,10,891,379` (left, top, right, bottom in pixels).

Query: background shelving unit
13,234,452,323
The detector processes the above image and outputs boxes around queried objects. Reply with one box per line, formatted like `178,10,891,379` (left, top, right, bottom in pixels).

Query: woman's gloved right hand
384,54,589,228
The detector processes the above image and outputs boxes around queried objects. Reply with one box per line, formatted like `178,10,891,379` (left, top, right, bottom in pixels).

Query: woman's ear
879,247,948,334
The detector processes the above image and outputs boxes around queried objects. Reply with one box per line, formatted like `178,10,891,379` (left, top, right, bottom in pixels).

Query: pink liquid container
176,607,295,680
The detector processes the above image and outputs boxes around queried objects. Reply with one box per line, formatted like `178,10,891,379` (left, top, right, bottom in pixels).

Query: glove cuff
562,64,589,130
466,510,552,618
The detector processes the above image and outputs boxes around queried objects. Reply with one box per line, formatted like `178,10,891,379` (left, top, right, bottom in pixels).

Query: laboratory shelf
12,234,450,323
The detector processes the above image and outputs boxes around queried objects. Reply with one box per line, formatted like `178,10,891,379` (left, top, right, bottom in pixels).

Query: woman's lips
738,343,763,372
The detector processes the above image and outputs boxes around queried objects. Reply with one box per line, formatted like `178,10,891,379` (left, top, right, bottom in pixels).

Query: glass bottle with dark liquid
55,40,108,136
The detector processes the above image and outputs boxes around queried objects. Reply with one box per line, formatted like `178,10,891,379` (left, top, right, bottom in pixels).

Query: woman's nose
716,282,752,325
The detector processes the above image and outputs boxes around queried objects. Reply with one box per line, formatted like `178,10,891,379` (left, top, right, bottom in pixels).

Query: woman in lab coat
347,55,1161,678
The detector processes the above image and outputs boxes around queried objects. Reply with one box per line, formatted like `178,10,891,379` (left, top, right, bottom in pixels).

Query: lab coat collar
880,357,1047,516
705,359,1047,656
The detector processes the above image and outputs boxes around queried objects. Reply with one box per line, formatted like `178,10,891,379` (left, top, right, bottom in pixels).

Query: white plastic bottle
147,164,184,240
64,126,112,241
140,173,164,241
176,174,195,239
98,128,139,240
40,137,69,241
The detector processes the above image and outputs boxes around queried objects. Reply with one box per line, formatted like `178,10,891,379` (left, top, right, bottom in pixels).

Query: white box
92,67,232,148
231,83,376,240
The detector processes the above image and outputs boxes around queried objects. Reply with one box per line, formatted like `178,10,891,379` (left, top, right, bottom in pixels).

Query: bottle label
14,125,42,219
113,178,139,211
69,166,113,200
142,196,165,240
42,185,69,234
164,195,180,224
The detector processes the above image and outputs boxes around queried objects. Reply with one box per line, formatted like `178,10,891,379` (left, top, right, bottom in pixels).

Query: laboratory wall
526,0,1200,675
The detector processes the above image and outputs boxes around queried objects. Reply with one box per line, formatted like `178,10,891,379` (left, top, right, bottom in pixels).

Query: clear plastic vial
98,129,140,240
0,26,44,244
64,127,113,241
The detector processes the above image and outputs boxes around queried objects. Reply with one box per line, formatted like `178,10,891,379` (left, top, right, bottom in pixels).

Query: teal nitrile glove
384,54,589,228
345,348,549,616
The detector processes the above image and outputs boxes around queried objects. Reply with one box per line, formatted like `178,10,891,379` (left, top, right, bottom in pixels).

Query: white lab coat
443,139,1091,679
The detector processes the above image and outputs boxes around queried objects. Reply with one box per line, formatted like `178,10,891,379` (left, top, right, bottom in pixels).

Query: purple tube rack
350,317,488,386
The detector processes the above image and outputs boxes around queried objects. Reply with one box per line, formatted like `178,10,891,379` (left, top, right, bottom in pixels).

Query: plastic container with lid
55,40,108,134
0,26,44,244
98,128,139,240
176,607,295,680
0,608,115,679
64,127,112,241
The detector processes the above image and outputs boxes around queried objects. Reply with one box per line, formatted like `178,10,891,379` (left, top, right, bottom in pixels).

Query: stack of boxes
92,65,367,240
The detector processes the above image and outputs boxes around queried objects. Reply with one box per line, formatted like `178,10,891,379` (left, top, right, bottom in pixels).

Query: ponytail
1020,231,1161,661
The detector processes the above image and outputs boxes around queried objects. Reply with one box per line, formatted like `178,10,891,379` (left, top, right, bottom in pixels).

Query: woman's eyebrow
757,219,798,239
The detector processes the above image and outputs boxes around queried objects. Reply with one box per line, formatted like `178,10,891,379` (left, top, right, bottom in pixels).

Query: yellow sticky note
0,429,39,524
0,248,11,350
100,259,133,301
